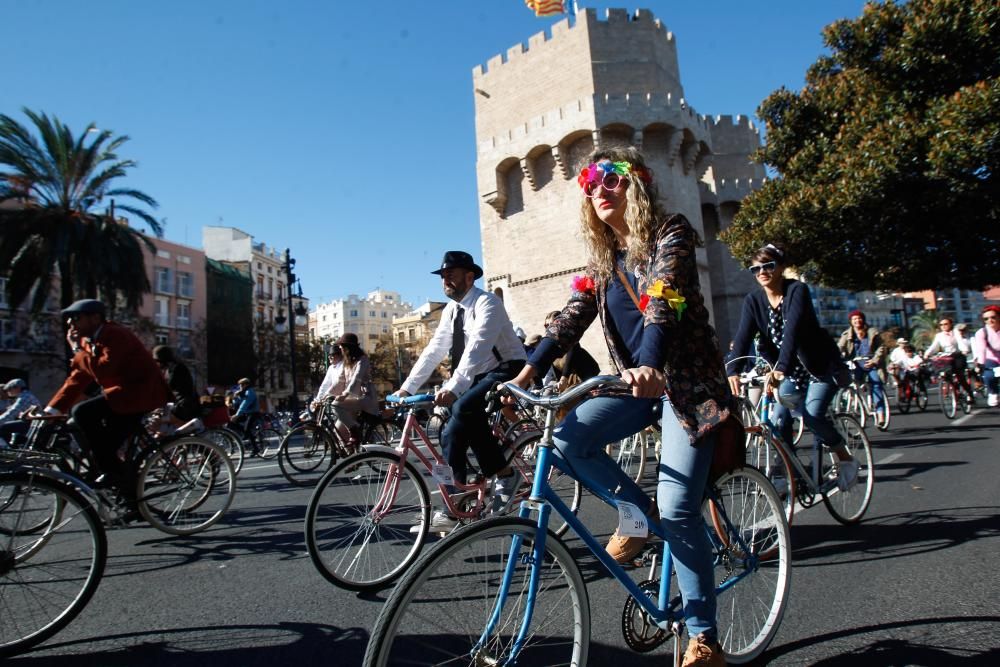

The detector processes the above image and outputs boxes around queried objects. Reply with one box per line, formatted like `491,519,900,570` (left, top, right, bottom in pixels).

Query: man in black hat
394,251,526,529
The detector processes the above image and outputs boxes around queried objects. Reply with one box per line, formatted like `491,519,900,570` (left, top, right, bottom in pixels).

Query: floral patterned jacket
544,214,733,444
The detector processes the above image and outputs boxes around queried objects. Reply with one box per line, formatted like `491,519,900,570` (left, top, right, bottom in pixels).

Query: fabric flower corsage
571,275,596,294
646,280,687,320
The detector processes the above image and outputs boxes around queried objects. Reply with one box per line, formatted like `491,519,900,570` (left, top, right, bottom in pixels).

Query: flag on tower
524,0,566,18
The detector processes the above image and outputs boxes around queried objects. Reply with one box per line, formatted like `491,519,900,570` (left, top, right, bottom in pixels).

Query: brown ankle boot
605,499,658,564
682,633,726,666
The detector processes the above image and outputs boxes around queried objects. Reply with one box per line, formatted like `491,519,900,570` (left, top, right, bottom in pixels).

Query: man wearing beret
45,299,170,495
394,251,526,529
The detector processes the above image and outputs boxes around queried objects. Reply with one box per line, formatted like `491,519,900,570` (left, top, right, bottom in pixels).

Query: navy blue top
531,255,669,374
726,279,844,379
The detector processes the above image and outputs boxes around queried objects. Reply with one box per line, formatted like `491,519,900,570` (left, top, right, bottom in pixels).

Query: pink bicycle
303,392,583,591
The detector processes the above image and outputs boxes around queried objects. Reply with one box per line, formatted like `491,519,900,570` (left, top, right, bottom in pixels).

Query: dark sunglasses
749,261,777,275
984,315,998,321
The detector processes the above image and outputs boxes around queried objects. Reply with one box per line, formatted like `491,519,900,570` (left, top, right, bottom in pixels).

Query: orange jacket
48,321,171,415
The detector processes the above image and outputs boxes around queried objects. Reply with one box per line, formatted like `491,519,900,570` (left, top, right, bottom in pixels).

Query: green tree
724,0,1000,291
909,309,941,350
0,108,162,313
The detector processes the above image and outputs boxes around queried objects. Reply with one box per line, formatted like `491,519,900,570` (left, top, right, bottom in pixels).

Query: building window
382,324,389,333
178,254,191,265
154,297,170,327
0,318,14,348
0,277,8,309
177,331,192,356
155,267,174,294
156,249,171,259
382,311,387,318
408,329,415,342
256,275,264,299
176,302,191,329
267,278,273,299
369,310,376,317
155,331,169,345
267,265,273,274
350,309,358,317
177,271,195,298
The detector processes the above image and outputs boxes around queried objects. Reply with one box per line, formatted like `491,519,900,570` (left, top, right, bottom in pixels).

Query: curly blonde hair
578,146,668,283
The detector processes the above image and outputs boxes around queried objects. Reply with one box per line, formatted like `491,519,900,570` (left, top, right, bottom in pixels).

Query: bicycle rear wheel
500,436,582,539
706,467,791,664
0,471,106,658
254,427,282,459
939,381,958,419
306,451,430,591
363,517,589,667
202,427,244,475
137,437,236,535
279,424,335,487
606,431,648,483
742,427,796,527
823,414,874,524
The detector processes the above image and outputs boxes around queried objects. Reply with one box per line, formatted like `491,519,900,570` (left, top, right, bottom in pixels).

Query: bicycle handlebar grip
385,394,435,405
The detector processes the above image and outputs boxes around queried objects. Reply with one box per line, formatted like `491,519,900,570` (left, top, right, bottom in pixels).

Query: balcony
176,317,191,329
153,315,171,327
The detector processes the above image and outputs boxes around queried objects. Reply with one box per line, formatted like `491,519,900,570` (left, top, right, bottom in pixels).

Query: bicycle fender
361,444,400,457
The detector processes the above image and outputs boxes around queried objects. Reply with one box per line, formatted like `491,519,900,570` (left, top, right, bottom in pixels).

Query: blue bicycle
364,376,791,665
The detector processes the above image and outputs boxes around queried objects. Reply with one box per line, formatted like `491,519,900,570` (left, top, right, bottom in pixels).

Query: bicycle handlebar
385,393,435,406
499,374,629,410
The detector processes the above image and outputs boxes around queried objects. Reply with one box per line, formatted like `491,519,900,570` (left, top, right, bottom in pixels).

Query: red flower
638,294,650,312
571,275,595,294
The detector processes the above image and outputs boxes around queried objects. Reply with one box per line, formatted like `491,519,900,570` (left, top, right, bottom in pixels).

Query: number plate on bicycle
431,463,455,486
616,501,648,538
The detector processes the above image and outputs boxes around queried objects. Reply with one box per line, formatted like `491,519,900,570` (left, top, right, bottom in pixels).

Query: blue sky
5,0,867,308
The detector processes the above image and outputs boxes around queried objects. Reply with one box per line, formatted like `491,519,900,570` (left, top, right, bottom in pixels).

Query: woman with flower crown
508,146,732,666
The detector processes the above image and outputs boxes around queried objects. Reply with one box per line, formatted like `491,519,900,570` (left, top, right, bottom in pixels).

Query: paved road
9,401,1000,666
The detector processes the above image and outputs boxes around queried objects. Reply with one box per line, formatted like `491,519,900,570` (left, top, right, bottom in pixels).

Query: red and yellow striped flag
524,0,566,17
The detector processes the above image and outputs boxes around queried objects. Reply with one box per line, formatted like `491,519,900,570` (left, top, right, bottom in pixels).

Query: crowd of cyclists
4,145,999,665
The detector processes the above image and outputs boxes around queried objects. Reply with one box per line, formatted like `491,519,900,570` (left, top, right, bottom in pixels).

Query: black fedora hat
61,299,105,318
431,251,483,280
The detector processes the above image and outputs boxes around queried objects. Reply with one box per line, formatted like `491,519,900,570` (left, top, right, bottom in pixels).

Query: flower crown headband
576,160,653,190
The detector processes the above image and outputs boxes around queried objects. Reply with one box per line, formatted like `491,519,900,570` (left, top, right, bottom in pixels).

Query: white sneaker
493,469,523,503
837,460,861,491
429,510,459,530
988,393,998,408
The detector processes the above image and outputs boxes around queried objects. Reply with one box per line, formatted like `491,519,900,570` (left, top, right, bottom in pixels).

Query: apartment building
139,236,207,369
311,290,412,347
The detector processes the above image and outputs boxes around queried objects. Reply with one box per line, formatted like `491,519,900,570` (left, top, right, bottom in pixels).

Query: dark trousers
441,360,525,485
0,420,29,447
71,395,144,495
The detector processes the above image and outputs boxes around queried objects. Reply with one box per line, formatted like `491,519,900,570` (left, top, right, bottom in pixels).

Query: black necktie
451,307,465,369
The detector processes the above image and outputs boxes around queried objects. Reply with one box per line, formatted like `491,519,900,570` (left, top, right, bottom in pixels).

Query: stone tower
472,7,764,365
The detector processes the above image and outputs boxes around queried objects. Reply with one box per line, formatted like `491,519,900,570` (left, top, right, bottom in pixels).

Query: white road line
876,453,903,465
952,409,980,426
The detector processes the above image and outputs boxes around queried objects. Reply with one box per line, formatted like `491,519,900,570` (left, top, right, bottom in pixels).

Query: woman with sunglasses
974,305,1000,407
508,146,732,666
725,244,860,487
924,316,974,405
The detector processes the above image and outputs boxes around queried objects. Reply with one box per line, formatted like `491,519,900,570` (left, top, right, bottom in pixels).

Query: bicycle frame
756,392,836,498
478,398,758,662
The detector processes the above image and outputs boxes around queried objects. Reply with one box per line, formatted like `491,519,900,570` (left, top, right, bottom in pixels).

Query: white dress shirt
925,331,971,357
313,360,345,403
401,286,526,397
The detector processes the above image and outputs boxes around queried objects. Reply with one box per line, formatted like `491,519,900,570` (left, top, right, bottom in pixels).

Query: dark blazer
49,321,171,415
541,214,732,444
726,279,846,380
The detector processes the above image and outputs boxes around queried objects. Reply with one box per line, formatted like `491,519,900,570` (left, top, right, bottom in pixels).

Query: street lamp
274,248,308,411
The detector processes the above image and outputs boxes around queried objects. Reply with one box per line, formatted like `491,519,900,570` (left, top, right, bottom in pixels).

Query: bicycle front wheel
137,437,236,535
279,424,336,487
706,467,791,664
939,381,958,419
306,452,430,591
202,427,244,475
0,471,107,658
254,427,282,460
364,517,590,667
823,414,874,524
742,427,796,528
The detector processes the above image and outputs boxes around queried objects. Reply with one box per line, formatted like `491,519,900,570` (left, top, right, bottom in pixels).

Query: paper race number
616,501,648,538
431,463,455,486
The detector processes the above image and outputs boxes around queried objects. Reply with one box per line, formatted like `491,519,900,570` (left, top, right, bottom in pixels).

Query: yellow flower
646,280,687,319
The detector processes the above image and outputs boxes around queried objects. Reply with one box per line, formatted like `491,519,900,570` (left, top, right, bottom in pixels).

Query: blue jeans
852,366,885,411
983,361,999,395
774,376,844,448
552,395,717,639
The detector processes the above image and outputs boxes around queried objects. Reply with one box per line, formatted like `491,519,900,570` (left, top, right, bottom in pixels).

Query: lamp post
274,249,308,411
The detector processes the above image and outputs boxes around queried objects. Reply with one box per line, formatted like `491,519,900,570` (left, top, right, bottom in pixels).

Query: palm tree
0,108,162,314
909,309,940,351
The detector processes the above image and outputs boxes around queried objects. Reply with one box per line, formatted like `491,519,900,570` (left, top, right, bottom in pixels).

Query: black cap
61,299,105,317
431,251,483,280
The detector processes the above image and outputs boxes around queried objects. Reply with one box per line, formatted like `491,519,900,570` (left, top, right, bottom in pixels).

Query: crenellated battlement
478,91,710,156
700,177,766,204
473,8,674,79
704,114,758,133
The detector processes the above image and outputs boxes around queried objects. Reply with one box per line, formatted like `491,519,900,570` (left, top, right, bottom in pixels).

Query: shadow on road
789,505,1000,566
9,622,368,666
763,614,1000,665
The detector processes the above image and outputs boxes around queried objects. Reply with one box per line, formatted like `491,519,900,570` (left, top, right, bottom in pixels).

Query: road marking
953,409,980,426
876,453,902,465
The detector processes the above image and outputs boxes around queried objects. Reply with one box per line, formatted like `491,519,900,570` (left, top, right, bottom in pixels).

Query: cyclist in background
888,337,909,382
925,316,974,405
232,377,261,438
726,244,859,488
329,333,379,447
43,299,170,495
838,310,888,425
899,344,929,394
974,305,1000,407
0,378,42,447
311,346,345,411
153,345,200,424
